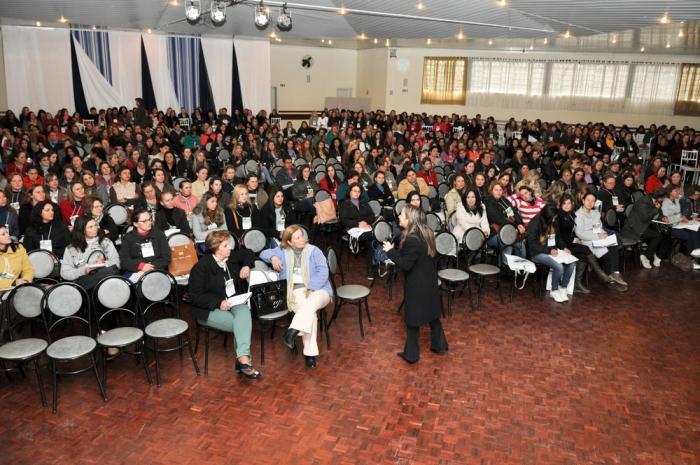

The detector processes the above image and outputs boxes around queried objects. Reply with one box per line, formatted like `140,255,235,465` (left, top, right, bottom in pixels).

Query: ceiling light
321,39,325,43
488,39,493,45
529,43,534,50
185,0,201,22
373,38,378,44
678,29,684,38
426,38,432,45
276,3,292,31
147,28,152,33
35,21,41,27
338,7,347,15
640,46,645,52
275,37,281,42
328,40,332,45
59,16,68,23
611,35,617,44
665,42,671,48
385,39,390,47
498,0,506,6
269,31,277,38
211,1,226,24
359,32,367,40
659,12,669,24
254,1,269,28
457,31,464,40
170,0,179,5
92,25,97,30
416,2,424,10
543,37,548,44
563,30,571,39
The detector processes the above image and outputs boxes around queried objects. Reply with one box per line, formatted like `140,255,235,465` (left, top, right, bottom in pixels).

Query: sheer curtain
674,64,700,116
233,38,270,112
73,33,122,109
468,58,543,109
420,57,467,105
630,64,679,114
201,37,233,112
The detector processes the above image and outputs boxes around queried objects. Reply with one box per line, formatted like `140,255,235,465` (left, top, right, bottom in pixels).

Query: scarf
284,245,310,306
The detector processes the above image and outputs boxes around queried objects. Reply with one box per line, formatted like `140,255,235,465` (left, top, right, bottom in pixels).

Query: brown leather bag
314,198,337,224
168,242,199,277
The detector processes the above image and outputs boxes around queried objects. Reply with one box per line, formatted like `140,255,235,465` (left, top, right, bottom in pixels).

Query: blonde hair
230,184,250,209
280,225,306,248
400,205,436,257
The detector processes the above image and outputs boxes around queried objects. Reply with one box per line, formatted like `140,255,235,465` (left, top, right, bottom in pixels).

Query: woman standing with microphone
383,205,447,364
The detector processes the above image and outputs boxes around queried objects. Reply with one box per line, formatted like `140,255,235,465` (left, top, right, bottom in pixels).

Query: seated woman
557,193,612,293
192,192,228,248
225,184,262,239
526,205,576,303
260,187,297,240
508,183,546,227
621,189,665,269
318,165,341,207
155,190,192,237
406,190,422,210
574,191,627,289
291,165,319,214
0,191,20,240
134,181,160,221
338,183,377,277
84,195,119,243
59,182,86,227
60,216,120,290
188,230,261,379
119,208,171,275
645,165,667,194
207,176,231,212
259,225,333,369
109,166,140,206
367,170,395,214
450,188,490,241
23,200,70,258
662,184,700,264
0,225,33,290
46,173,69,204
484,181,526,265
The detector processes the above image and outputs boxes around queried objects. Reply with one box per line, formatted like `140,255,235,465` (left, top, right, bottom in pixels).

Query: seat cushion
145,318,188,339
336,284,370,300
438,268,469,282
621,238,638,247
469,264,501,276
97,327,144,347
0,338,47,360
46,336,96,360
258,310,291,320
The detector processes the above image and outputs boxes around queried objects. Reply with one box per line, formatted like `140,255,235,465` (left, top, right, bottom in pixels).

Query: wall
356,48,388,111
270,44,357,111
383,46,700,127
0,32,6,111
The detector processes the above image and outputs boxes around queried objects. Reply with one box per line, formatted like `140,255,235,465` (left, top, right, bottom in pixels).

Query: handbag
249,278,288,317
168,242,199,277
314,198,337,224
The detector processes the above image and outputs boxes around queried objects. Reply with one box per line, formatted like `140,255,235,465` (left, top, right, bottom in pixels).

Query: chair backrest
28,249,59,280
394,199,406,217
372,220,393,243
435,231,458,258
427,185,438,199
245,159,259,174
314,172,326,184
368,200,382,218
94,275,133,310
681,149,698,166
420,195,431,212
106,203,129,226
438,183,450,199
217,149,231,163
293,158,307,168
314,189,331,203
167,232,193,248
499,223,519,246
136,270,175,304
172,177,186,191
325,247,339,275
242,228,268,254
311,157,326,168
605,209,618,228
42,282,91,338
462,227,485,252
631,190,645,203
625,204,634,218
228,232,238,250
335,170,345,182
8,283,45,319
426,212,442,232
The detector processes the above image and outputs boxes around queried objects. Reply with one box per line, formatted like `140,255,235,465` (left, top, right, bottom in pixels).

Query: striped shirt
507,194,546,227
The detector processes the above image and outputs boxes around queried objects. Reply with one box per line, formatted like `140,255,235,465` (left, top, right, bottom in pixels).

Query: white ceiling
0,0,699,46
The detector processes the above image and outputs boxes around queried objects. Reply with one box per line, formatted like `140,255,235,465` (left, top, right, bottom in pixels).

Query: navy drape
231,41,244,113
140,37,157,111
70,35,89,117
198,45,216,113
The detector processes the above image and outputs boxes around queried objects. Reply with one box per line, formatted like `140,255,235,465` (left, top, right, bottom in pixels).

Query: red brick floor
2,262,700,465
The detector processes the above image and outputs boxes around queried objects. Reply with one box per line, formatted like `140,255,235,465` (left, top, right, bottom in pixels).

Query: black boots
282,328,299,351
586,254,612,284
574,261,590,294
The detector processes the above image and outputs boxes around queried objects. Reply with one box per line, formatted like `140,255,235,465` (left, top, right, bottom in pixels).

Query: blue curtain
167,37,200,112
72,30,113,85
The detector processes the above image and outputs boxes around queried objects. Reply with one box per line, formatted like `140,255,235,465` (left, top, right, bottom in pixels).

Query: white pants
288,288,331,356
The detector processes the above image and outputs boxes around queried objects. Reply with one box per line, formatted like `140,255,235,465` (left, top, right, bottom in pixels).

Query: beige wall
271,44,357,111
356,48,388,111
0,31,7,111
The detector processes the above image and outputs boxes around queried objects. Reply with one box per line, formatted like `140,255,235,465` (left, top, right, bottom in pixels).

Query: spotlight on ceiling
211,0,227,24
254,1,270,29
276,3,292,31
185,0,201,22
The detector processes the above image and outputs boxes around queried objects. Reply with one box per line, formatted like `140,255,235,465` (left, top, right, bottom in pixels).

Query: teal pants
205,304,252,359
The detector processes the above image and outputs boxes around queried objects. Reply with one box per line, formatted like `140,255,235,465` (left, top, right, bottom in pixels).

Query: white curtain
142,33,180,111
234,38,271,112
109,31,142,107
2,26,74,114
201,36,233,112
73,35,121,109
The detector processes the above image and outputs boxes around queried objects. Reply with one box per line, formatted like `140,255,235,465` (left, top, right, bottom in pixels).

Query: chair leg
321,310,330,349
186,337,200,375
357,302,365,338
153,339,162,387
194,325,200,353
327,299,342,330
177,335,184,361
92,352,108,401
140,340,153,385
101,347,108,392
364,298,372,324
51,359,58,414
204,328,210,375
259,321,265,365
466,281,474,311
33,358,47,407
496,277,504,304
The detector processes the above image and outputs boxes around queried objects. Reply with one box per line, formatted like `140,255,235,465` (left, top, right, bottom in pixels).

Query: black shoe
397,352,418,364
368,267,376,281
430,347,448,355
304,356,317,368
283,328,299,351
235,361,262,380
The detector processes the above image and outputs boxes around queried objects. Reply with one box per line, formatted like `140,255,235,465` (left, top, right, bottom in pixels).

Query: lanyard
42,224,53,241
71,202,81,217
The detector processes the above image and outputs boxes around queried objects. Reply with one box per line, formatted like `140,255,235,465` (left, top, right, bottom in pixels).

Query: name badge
276,219,285,232
40,240,53,252
0,271,14,280
140,242,155,258
70,215,79,227
10,202,19,211
547,234,556,247
504,207,514,217
207,223,218,231
292,266,304,284
225,278,236,298
242,217,252,230
611,196,619,206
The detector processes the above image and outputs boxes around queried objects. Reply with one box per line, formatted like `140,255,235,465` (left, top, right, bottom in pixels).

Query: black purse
249,278,288,317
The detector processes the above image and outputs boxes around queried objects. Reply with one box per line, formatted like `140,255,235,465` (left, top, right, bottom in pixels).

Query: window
469,59,545,96
674,64,700,116
630,64,679,103
421,57,467,105
549,62,629,99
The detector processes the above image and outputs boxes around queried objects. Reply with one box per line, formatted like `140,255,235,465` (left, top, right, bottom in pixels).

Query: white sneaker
694,263,700,270
653,255,662,267
550,290,565,303
691,249,700,259
640,255,652,269
557,287,569,301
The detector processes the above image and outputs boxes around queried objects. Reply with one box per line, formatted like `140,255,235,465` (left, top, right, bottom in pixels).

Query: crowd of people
0,101,699,374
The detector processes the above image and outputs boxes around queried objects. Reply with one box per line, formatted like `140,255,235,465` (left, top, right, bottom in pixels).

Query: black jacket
188,250,255,321
118,229,171,272
224,204,262,239
484,195,523,233
367,183,395,207
155,207,192,236
338,199,376,230
259,202,297,238
621,196,660,241
97,214,120,243
526,213,567,258
23,220,70,258
386,235,442,327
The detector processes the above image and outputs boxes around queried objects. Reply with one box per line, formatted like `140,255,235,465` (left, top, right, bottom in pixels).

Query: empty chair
241,228,268,254
27,249,60,284
465,227,502,310
42,282,106,414
136,270,200,386
370,220,396,298
105,203,129,227
368,200,382,218
394,199,407,218
326,248,371,338
434,231,471,316
426,212,443,233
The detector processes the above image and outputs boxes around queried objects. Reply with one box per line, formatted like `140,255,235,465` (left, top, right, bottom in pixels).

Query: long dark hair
461,188,484,216
69,216,105,252
0,225,18,253
29,200,61,229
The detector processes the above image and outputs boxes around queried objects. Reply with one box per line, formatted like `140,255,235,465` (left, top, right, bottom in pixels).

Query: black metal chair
369,220,396,299
27,249,60,285
326,248,371,338
465,227,503,310
435,231,471,316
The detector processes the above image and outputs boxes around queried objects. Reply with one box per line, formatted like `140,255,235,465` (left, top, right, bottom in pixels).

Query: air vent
389,48,397,58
